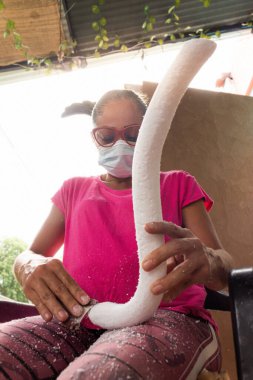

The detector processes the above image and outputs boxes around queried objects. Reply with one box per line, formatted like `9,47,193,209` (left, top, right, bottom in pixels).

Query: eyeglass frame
91,124,141,147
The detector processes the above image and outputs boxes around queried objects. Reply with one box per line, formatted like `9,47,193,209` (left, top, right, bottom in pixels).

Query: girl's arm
13,205,90,322
142,200,233,300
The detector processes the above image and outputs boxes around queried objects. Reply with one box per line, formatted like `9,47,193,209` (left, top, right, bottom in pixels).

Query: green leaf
120,44,128,52
98,0,105,5
114,38,120,48
32,58,40,66
14,37,22,50
175,0,181,6
142,21,147,29
199,0,211,7
146,22,153,32
98,39,104,48
200,32,210,39
3,30,9,38
157,38,164,45
6,19,15,31
168,5,175,14
144,41,151,48
102,35,109,41
173,12,179,21
91,5,100,14
149,16,156,24
92,21,100,31
144,5,149,16
100,28,107,36
215,30,221,38
170,33,176,41
0,1,5,11
95,34,101,41
44,59,52,66
94,50,100,58
179,32,185,38
165,18,171,24
99,17,107,26
102,41,108,50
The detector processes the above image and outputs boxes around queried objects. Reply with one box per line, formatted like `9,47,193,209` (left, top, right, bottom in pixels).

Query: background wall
142,82,253,379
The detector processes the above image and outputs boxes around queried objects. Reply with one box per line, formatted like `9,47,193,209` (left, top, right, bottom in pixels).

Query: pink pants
0,309,221,380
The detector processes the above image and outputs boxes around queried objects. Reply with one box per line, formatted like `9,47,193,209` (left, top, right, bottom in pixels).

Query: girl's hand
142,221,213,301
14,251,90,322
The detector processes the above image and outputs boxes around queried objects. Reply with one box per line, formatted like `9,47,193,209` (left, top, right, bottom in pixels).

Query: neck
100,173,132,189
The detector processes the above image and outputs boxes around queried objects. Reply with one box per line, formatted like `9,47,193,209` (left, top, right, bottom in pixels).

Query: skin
14,98,233,323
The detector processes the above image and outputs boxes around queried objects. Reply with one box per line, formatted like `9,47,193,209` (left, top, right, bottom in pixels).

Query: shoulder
61,176,97,190
160,170,213,211
56,176,99,201
160,170,195,185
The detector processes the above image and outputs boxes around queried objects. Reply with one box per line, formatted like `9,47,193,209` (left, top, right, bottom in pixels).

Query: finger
26,276,70,322
145,221,193,239
151,257,208,299
25,288,53,322
32,264,84,318
142,237,199,271
23,266,69,321
166,257,177,273
151,264,194,300
47,273,85,318
51,260,90,305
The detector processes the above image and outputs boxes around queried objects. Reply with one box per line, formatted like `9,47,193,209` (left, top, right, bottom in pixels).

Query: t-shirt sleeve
179,171,213,212
51,179,72,215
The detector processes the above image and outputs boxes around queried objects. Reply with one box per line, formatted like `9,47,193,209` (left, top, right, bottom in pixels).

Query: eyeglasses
92,124,141,147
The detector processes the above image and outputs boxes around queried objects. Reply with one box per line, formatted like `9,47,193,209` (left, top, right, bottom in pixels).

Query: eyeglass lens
94,125,140,146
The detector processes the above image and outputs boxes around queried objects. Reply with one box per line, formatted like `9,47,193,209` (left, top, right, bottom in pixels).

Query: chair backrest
140,81,253,380
229,268,253,380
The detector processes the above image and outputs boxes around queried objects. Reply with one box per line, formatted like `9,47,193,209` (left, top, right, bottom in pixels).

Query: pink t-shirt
52,170,216,329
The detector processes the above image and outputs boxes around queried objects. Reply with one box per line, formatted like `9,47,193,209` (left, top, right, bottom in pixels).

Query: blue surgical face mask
98,140,135,178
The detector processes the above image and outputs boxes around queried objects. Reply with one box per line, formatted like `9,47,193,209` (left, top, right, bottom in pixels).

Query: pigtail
61,100,96,118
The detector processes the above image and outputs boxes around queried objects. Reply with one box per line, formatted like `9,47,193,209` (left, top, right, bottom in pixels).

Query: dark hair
91,89,147,125
61,100,96,118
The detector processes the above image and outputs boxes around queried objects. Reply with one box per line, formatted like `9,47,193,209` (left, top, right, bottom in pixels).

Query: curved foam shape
89,39,216,329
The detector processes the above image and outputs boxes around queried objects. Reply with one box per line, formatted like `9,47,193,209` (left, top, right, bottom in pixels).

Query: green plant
1,0,250,70
91,0,109,57
0,0,5,11
91,0,129,56
0,0,78,70
0,237,28,303
199,0,211,7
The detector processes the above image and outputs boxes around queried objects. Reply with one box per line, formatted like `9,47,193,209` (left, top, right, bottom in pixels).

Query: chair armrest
229,267,253,380
204,287,231,311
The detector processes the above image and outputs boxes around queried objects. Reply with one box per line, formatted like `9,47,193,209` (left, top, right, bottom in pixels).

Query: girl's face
93,99,144,147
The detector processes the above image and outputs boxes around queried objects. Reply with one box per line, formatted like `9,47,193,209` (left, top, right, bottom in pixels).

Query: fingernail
145,222,155,229
72,304,83,316
142,259,153,270
80,295,90,304
152,284,163,294
43,312,51,321
58,310,68,319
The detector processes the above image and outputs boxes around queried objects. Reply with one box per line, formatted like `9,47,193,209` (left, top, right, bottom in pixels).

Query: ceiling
0,0,252,73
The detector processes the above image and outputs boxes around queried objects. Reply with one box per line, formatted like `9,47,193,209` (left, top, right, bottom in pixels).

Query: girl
0,89,233,380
